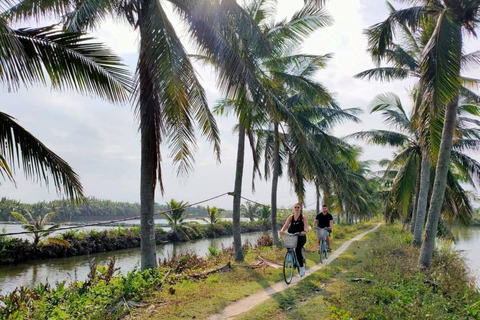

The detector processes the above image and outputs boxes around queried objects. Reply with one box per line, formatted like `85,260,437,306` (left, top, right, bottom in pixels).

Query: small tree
200,206,225,225
259,206,271,229
240,202,261,222
11,210,71,247
161,199,190,238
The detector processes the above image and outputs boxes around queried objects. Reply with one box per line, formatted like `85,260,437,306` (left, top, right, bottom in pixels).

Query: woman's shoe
299,266,305,277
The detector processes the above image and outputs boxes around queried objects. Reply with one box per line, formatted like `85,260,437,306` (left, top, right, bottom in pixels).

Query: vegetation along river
0,224,265,296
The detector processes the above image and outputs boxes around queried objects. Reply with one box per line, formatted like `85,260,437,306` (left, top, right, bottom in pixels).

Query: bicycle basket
281,233,298,248
316,227,328,239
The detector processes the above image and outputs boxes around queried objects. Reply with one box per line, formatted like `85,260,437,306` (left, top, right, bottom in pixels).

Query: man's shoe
299,266,306,277
327,248,332,252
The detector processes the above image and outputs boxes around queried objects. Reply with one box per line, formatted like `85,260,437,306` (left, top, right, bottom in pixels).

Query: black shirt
288,214,305,234
315,212,333,228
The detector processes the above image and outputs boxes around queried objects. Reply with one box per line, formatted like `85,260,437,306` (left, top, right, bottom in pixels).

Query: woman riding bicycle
279,202,310,276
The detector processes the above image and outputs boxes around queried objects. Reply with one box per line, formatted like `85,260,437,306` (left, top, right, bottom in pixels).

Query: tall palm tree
4,0,275,269
365,0,480,268
212,0,334,251
350,92,480,244
0,13,133,201
245,0,335,245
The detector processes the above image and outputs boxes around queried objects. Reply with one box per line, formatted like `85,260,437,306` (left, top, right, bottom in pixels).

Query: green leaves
1,23,133,101
0,112,84,202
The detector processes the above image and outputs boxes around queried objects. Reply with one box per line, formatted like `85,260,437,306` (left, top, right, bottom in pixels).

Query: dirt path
207,224,381,320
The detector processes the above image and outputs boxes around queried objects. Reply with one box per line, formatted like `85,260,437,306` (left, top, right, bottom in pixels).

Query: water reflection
0,231,266,296
450,226,480,288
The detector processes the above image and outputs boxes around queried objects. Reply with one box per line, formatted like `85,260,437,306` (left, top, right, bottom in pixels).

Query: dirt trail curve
207,224,381,320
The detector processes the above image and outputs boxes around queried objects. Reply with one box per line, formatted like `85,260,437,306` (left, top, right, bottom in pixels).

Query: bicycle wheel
323,239,328,261
319,239,324,264
283,250,295,284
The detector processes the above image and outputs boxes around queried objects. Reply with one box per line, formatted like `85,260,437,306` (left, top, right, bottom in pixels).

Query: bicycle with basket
316,227,330,263
281,232,305,284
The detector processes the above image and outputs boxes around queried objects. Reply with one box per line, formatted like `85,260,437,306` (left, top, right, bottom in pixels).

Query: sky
1,0,479,211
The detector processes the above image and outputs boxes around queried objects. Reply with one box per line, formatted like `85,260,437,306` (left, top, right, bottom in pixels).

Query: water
0,230,266,296
451,226,480,288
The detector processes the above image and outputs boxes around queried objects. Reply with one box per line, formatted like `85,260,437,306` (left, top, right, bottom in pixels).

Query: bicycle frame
316,227,329,263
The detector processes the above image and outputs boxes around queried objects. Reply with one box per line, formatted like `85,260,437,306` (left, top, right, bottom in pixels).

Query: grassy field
235,225,480,320
125,221,378,319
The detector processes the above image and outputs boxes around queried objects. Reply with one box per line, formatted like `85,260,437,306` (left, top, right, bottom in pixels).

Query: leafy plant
10,209,70,247
200,206,225,225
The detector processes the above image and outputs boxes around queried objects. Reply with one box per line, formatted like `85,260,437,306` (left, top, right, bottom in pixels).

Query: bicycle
281,232,306,284
316,227,330,263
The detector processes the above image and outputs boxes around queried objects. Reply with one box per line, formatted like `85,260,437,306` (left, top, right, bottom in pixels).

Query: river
0,222,265,296
451,225,480,288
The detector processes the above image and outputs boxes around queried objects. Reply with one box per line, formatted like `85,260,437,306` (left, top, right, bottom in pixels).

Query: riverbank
2,222,477,319
0,221,376,319
0,221,272,265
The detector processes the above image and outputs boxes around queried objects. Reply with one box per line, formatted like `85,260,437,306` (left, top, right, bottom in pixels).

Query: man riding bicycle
314,204,334,252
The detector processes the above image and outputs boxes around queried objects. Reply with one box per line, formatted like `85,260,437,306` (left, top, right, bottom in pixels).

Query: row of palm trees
2,0,479,271
356,0,480,268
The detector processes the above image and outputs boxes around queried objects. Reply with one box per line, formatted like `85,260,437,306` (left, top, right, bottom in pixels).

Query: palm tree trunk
409,154,423,233
413,152,430,246
232,125,245,262
419,99,458,268
271,121,280,246
315,184,321,216
139,9,157,270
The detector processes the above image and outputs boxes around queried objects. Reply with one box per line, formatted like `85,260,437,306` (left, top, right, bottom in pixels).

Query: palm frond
63,0,118,32
420,10,462,110
6,25,133,102
354,67,410,82
0,111,84,201
347,130,410,147
135,1,220,181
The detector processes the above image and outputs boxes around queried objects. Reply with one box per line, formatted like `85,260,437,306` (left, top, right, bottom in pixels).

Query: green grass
127,221,378,320
235,224,480,320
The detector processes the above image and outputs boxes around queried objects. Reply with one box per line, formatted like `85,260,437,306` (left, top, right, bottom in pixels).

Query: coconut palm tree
200,206,225,225
161,199,189,239
350,93,480,244
4,0,277,269
0,11,133,201
210,0,334,251
240,201,261,222
11,209,71,247
365,0,480,268
367,0,480,267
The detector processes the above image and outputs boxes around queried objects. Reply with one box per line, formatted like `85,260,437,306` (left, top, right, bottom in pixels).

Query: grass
234,224,480,320
125,221,377,319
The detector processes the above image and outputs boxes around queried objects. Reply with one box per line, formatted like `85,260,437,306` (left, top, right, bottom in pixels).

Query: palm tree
200,206,225,225
4,0,277,269
11,209,71,247
246,0,335,245
210,0,335,252
365,0,480,268
350,93,480,243
240,201,261,222
0,16,133,201
161,199,189,239
259,205,271,228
